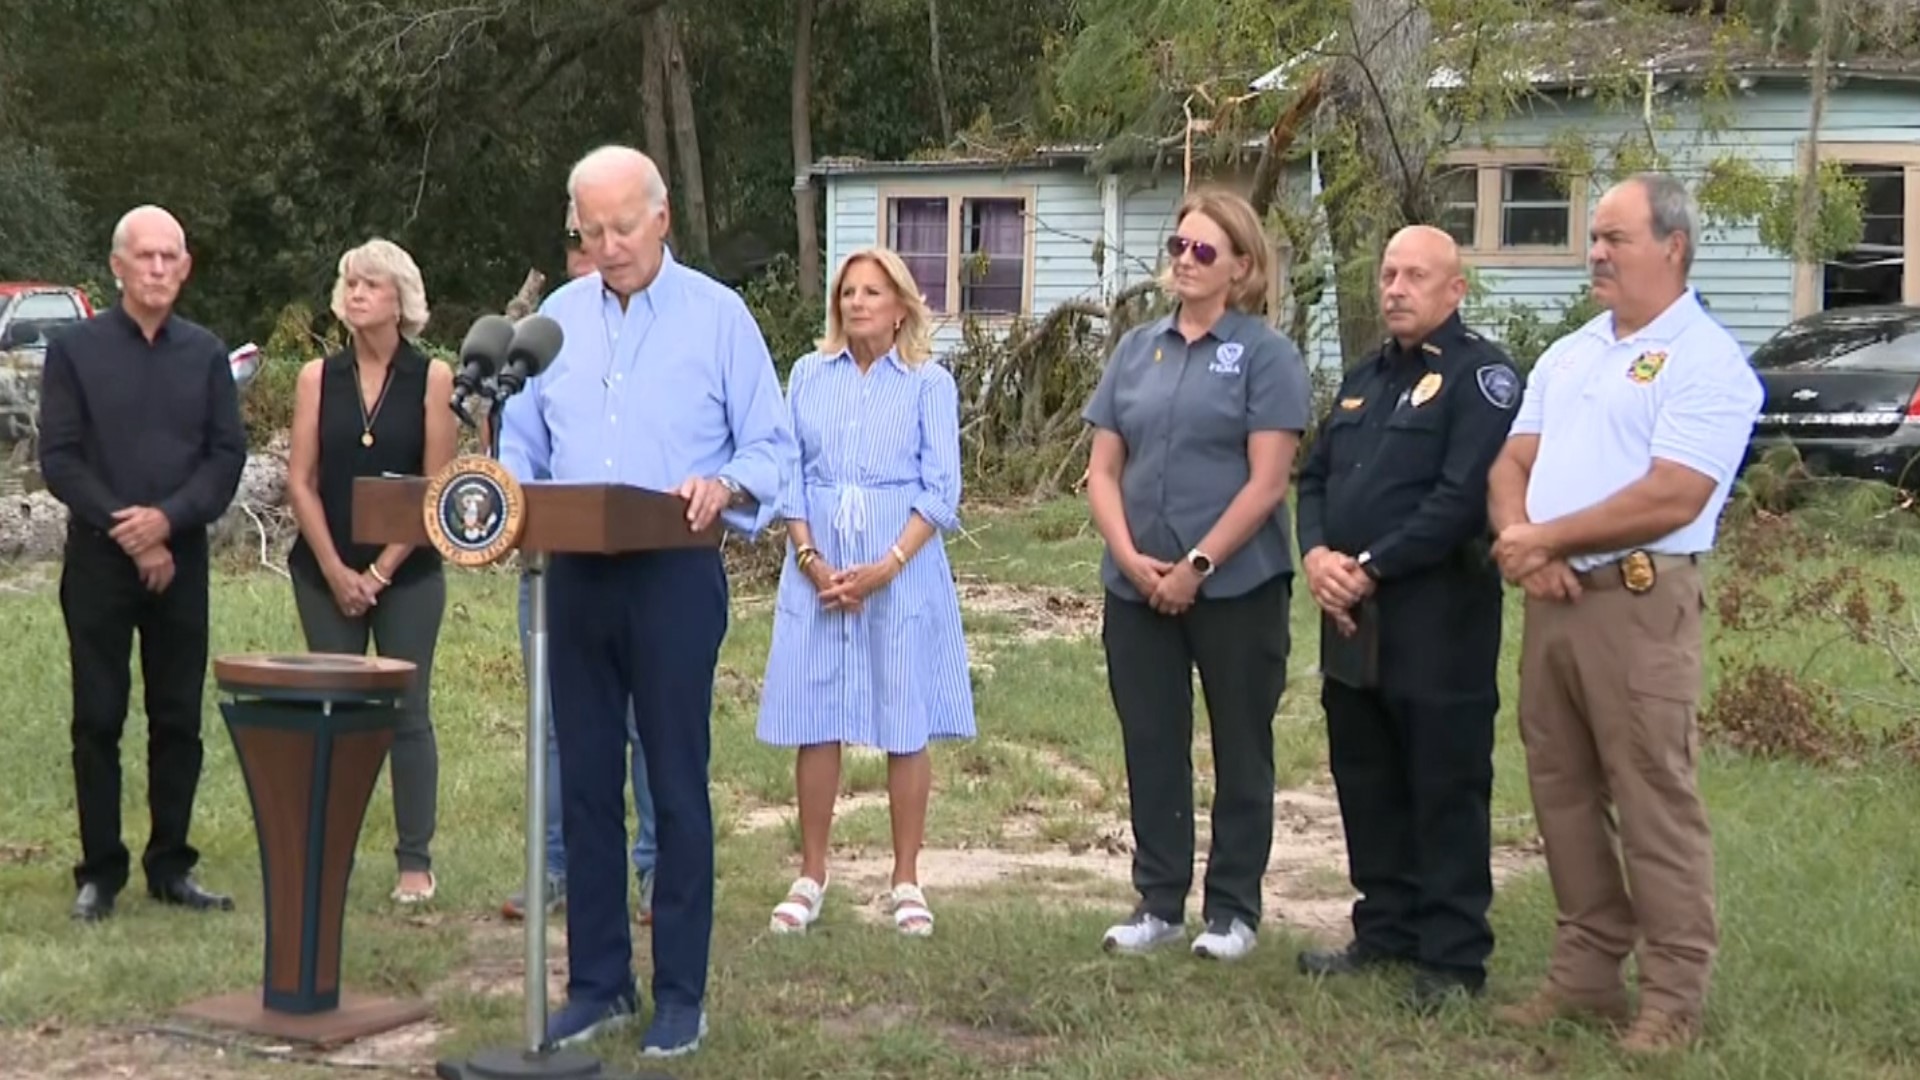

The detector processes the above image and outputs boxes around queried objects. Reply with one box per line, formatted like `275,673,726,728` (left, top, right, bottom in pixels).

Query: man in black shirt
38,204,248,922
1292,225,1521,1010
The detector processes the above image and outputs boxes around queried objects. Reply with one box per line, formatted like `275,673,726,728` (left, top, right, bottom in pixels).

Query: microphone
495,315,564,399
450,314,514,425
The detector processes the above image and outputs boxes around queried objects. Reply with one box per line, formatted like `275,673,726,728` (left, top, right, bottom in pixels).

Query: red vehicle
0,282,95,352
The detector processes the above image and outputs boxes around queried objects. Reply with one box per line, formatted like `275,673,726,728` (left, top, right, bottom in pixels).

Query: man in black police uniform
38,204,248,922
1292,224,1521,1009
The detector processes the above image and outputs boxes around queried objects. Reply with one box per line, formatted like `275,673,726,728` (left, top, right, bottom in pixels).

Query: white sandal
889,882,934,937
769,875,827,934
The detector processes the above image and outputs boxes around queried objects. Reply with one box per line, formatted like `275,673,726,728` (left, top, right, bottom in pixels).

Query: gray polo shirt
1083,309,1313,600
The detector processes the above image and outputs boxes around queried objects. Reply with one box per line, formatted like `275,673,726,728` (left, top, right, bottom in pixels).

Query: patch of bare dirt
807,785,1542,938
956,577,1100,642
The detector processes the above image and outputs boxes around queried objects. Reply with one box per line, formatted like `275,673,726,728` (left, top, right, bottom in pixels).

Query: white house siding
815,78,1920,367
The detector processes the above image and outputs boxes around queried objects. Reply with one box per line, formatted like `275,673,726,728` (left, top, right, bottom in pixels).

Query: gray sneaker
1101,908,1184,954
502,873,565,921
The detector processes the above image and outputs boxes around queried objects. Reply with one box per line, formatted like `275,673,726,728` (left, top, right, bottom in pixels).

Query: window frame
1442,149,1588,268
1791,141,1920,318
875,181,1038,320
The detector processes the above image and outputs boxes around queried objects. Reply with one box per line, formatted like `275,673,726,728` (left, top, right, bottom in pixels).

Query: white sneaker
1101,910,1184,954
1192,917,1257,960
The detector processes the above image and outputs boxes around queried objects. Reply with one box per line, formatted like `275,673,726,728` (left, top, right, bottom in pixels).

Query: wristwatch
1186,548,1215,578
1356,550,1382,581
716,475,747,507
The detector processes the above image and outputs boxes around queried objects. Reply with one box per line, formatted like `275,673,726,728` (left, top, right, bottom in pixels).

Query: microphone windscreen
459,314,515,374
506,315,565,377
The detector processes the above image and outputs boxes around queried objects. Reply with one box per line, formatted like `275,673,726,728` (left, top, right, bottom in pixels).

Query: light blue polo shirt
1512,289,1761,571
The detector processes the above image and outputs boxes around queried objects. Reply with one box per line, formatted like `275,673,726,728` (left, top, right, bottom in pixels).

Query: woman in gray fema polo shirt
1082,186,1313,962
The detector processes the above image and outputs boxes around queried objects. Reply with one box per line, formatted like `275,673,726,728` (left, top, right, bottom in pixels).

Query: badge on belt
1621,550,1656,594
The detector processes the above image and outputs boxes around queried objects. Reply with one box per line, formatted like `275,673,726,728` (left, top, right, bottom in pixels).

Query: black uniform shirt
37,305,248,538
1294,312,1520,699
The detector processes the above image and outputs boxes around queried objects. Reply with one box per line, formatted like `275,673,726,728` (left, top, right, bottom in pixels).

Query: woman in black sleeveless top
286,238,456,903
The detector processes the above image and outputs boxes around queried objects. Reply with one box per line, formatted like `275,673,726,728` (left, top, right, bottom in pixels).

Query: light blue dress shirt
498,250,796,537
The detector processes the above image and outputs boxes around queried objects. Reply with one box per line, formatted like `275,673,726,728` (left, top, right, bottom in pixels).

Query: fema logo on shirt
1210,342,1244,375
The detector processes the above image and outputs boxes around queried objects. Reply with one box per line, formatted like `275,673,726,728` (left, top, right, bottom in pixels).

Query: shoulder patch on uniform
1476,364,1519,409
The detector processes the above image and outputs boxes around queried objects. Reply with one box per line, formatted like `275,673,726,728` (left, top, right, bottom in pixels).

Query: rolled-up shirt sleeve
777,355,811,523
1651,350,1764,485
714,298,798,538
910,362,963,532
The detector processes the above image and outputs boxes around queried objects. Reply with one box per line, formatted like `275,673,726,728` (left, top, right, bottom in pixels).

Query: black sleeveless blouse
288,342,441,586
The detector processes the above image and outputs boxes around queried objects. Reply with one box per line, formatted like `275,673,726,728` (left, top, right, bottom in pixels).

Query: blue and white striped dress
756,347,977,753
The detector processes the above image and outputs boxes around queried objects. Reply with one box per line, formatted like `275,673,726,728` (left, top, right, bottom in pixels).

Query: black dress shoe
149,875,235,912
1297,942,1401,977
71,882,116,922
1407,968,1485,1016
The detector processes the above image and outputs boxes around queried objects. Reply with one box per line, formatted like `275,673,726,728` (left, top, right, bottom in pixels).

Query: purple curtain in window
889,198,948,310
963,199,1024,314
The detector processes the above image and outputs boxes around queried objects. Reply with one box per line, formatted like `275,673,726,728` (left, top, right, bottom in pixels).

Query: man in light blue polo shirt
1485,173,1760,1054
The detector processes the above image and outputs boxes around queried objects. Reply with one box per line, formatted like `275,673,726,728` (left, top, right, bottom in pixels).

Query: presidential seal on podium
422,455,525,566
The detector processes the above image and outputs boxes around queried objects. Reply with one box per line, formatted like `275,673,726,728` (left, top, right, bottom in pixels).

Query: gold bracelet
368,564,392,586
889,544,909,567
796,545,818,570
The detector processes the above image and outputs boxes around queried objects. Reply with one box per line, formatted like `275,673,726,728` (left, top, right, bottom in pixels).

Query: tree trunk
1324,0,1433,368
927,0,953,144
1794,0,1832,268
662,13,711,263
639,9,674,234
792,0,822,303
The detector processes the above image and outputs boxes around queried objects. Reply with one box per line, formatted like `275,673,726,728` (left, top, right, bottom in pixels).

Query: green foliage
737,254,823,379
1698,156,1866,263
1473,286,1603,374
0,138,88,282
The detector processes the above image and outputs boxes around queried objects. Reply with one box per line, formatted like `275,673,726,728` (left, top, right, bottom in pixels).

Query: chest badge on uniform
1627,350,1668,384
1409,371,1443,407
1339,396,1365,410
1209,342,1244,375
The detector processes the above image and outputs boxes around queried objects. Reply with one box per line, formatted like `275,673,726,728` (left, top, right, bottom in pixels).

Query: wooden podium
176,653,431,1046
352,470,715,1080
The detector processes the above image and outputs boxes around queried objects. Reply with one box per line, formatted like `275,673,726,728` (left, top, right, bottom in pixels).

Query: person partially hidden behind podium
286,238,457,905
1292,224,1521,1011
37,204,247,922
499,144,796,1058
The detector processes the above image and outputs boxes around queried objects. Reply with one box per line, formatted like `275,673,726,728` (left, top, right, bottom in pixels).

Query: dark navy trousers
547,548,727,1010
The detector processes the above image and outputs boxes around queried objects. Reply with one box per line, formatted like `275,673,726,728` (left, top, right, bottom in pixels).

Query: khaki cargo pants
1516,553,1716,1017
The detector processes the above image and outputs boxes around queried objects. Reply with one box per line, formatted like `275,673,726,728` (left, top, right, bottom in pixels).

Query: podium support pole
436,554,660,1080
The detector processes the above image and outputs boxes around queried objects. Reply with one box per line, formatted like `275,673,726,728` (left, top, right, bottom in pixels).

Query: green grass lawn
1,498,1918,1079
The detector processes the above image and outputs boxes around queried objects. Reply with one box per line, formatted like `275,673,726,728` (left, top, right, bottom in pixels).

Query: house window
882,191,1032,316
1500,167,1572,248
888,197,950,311
1791,143,1920,317
1823,163,1904,309
1434,167,1478,248
1438,154,1585,267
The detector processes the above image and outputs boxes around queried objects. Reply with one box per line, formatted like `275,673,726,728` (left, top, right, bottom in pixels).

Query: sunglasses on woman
1165,234,1220,266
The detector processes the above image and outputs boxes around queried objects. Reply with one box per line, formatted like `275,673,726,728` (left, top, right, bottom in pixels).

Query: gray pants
292,568,445,873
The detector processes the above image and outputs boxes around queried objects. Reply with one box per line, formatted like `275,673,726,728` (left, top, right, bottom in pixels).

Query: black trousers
1102,574,1292,928
1322,679,1496,984
60,528,211,894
